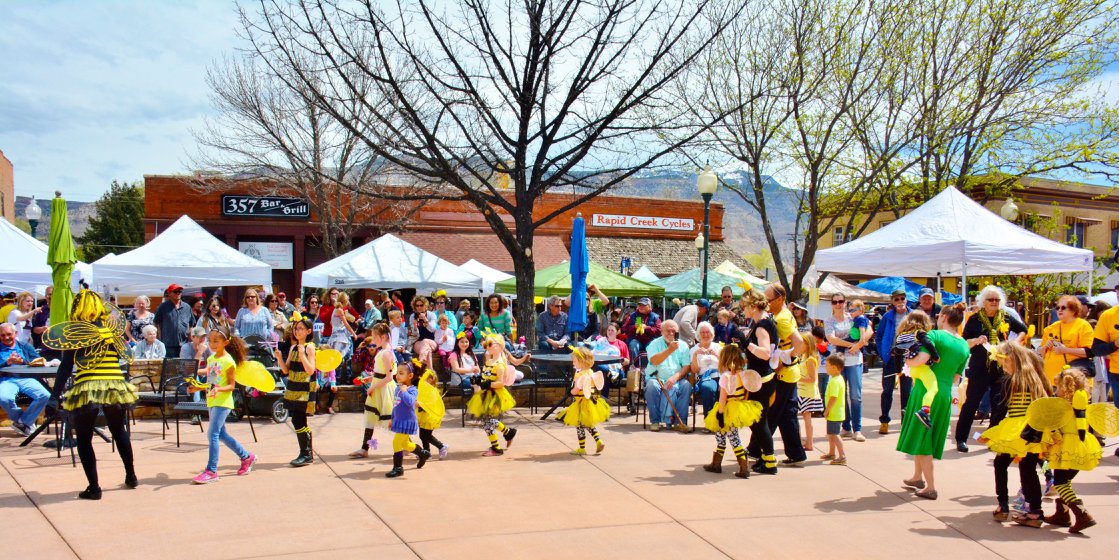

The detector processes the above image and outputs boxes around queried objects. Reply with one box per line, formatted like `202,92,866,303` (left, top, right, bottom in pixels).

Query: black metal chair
172,386,257,447
131,357,198,440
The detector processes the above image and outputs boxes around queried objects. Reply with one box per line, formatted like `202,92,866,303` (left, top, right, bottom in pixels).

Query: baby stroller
241,335,290,423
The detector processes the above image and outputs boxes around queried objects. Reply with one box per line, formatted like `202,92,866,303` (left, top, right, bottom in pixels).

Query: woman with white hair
953,284,1027,453
126,295,154,344
134,324,167,360
690,321,723,419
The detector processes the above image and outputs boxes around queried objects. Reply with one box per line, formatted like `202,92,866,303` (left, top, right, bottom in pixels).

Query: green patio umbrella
652,268,748,300
48,192,77,325
494,261,664,298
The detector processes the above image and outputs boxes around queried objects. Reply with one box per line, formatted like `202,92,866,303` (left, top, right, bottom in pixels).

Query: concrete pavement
3,368,1117,559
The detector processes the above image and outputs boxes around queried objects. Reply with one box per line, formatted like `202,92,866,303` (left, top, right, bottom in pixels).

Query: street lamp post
25,195,42,238
694,233,705,287
697,165,718,298
999,198,1019,222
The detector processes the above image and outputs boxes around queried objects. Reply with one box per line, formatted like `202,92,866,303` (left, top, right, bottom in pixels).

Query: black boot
504,427,518,449
385,452,404,478
78,486,102,500
413,447,431,469
124,472,138,489
290,431,314,467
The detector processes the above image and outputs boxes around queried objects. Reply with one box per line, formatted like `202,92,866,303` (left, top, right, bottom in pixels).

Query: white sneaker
11,422,30,437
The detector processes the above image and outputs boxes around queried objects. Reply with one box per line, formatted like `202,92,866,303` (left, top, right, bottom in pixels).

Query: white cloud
0,0,241,201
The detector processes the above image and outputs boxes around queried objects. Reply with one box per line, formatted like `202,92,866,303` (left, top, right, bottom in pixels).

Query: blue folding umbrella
568,213,589,340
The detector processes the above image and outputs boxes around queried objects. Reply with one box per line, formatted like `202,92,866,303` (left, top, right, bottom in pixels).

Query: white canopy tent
302,234,485,296
814,186,1096,296
0,217,87,294
92,215,272,296
802,272,891,320
631,265,659,283
459,259,513,295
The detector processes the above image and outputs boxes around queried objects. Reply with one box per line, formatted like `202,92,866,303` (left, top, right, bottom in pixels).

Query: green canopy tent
494,261,664,298
652,268,749,300
48,192,77,324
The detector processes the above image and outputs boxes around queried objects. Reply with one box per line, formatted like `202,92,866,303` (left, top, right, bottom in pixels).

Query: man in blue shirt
0,322,49,437
874,289,910,435
644,320,693,432
536,296,570,352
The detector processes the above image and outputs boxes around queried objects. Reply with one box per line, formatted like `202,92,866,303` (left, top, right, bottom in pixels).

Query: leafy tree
77,181,144,262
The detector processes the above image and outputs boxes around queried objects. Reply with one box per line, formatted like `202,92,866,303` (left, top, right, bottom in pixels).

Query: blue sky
1,2,1115,202
0,1,241,201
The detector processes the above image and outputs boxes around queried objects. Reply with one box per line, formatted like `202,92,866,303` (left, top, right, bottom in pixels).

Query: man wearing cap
910,288,941,323
154,283,193,359
874,289,910,435
672,299,710,346
277,292,295,316
753,284,808,467
622,297,662,364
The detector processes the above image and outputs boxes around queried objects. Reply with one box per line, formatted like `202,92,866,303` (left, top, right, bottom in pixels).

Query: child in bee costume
468,334,518,455
413,357,449,459
1029,368,1116,533
44,290,139,500
703,344,764,478
556,345,610,455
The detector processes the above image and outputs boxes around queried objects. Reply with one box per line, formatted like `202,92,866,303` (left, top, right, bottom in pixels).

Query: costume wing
1025,397,1075,432
1087,403,1119,437
315,348,343,372
235,360,276,392
42,321,104,351
417,374,446,416
104,302,128,339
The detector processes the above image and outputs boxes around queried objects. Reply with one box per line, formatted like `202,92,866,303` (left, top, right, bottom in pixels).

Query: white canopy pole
961,264,968,303
1089,267,1094,297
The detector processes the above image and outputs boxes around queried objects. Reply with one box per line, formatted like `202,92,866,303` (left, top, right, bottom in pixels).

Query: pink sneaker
237,453,257,476
482,448,504,457
191,470,219,484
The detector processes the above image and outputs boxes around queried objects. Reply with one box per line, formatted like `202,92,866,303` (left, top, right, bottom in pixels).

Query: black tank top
745,317,778,376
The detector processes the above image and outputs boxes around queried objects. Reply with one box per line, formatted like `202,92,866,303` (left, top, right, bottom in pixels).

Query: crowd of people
1,278,1116,534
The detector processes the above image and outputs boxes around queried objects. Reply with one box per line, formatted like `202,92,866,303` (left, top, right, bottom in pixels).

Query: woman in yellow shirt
1040,296,1094,385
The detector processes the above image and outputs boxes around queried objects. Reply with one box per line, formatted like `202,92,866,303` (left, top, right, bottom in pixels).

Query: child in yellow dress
1042,368,1102,533
557,345,609,455
467,334,517,456
349,323,396,458
703,344,763,477
981,342,1052,527
385,361,431,478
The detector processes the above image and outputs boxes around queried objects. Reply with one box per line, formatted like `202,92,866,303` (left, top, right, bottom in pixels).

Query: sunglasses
985,298,1000,302
1056,305,1069,311
172,289,183,294
831,300,845,305
892,296,905,301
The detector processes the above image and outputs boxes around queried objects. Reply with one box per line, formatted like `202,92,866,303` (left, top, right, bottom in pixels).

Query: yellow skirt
1046,431,1103,471
63,379,138,411
417,381,446,431
467,387,516,418
981,416,1052,457
364,380,397,429
704,399,764,433
558,396,610,428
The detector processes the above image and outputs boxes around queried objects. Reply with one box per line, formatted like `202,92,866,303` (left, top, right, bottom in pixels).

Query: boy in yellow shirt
821,354,847,465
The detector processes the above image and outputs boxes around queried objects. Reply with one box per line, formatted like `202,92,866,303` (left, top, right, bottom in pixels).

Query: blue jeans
1110,373,1119,408
206,406,249,473
842,364,863,432
696,375,719,418
0,377,50,426
645,377,691,425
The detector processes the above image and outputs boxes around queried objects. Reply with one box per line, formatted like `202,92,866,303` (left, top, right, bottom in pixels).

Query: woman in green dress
896,303,970,500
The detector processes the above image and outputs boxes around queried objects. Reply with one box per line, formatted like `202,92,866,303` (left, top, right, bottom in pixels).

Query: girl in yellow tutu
703,344,763,478
468,334,517,456
556,344,609,455
980,342,1052,527
413,356,449,459
349,323,396,458
1042,368,1101,533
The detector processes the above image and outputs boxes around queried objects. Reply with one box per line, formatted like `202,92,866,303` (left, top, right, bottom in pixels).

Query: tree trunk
512,251,537,348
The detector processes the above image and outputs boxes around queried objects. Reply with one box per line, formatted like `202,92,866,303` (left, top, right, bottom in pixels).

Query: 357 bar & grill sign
222,195,310,219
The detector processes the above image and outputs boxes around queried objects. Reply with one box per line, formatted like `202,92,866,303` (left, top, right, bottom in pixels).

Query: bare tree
237,0,747,343
191,54,423,259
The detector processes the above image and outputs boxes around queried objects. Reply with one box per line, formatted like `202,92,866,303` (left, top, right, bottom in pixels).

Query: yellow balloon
316,348,343,372
235,361,276,392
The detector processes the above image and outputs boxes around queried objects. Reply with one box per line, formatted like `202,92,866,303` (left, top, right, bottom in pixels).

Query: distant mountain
611,170,802,257
13,196,94,242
